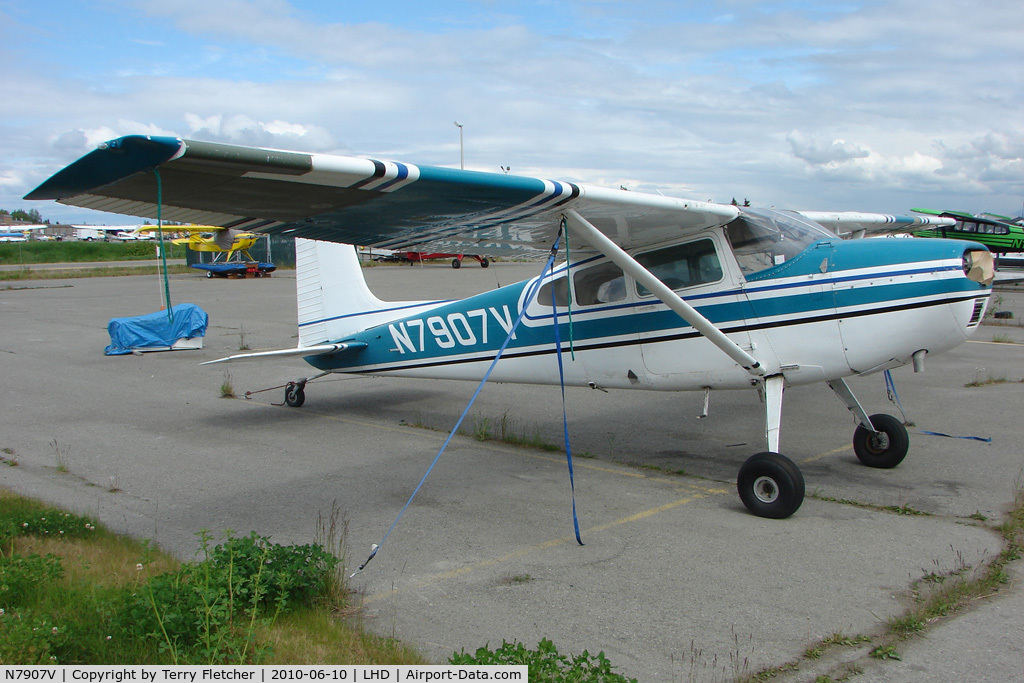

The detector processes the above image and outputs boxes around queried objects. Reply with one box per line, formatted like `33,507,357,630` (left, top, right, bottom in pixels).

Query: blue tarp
105,303,208,356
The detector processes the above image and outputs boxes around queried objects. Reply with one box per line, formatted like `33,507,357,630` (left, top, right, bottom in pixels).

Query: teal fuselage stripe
307,276,982,374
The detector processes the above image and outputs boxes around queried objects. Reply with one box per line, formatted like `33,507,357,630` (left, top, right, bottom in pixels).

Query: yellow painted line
800,444,852,464
361,490,725,606
246,393,731,605
967,339,1024,347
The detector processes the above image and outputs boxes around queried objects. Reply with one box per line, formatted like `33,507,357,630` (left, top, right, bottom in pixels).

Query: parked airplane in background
800,208,1024,254
136,224,258,257
135,225,275,278
0,229,28,242
908,209,1024,253
381,251,491,269
26,135,995,519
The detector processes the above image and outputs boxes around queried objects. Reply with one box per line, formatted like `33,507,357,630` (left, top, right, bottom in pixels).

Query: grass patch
466,412,562,452
747,485,1024,681
808,492,931,517
0,488,423,665
964,374,1009,388
0,265,194,282
0,241,187,265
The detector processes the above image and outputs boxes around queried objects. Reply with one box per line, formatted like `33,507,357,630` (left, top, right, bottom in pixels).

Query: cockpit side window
725,208,833,277
634,238,723,297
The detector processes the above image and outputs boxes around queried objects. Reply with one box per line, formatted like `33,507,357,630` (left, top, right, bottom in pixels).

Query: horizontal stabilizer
201,341,366,365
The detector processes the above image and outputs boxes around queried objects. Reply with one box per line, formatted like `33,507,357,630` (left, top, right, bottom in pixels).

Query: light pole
453,121,464,169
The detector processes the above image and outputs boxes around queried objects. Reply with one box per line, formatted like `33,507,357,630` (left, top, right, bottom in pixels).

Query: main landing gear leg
737,375,805,519
827,378,909,468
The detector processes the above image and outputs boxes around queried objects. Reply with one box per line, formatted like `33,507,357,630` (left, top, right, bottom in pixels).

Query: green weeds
220,372,237,398
50,438,70,473
450,638,637,682
808,492,930,517
0,489,414,666
964,374,1009,388
467,412,561,452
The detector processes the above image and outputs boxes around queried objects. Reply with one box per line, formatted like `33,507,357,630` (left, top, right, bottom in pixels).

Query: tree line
1,208,48,224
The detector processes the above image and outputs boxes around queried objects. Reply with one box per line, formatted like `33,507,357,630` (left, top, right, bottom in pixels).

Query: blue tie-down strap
551,268,584,546
353,233,580,576
917,429,992,443
884,370,991,443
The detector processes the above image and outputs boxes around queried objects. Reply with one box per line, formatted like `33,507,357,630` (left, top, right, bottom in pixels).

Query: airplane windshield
725,208,834,276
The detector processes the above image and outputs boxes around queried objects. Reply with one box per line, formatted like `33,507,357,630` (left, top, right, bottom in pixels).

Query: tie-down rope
352,230,583,576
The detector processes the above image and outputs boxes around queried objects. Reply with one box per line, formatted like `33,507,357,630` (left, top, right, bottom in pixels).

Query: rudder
296,239,439,346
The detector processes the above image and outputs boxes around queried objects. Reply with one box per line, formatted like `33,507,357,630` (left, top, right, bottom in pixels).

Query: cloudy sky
3,0,1022,225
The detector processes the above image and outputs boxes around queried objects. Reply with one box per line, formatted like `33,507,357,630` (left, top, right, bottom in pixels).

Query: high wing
794,211,955,238
911,208,1015,228
25,135,739,255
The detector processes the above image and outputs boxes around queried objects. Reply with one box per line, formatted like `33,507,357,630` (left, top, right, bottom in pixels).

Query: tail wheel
737,452,805,519
853,413,909,468
284,383,306,408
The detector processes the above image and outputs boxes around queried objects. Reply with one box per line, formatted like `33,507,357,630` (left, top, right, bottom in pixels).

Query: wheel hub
868,431,891,453
752,476,779,504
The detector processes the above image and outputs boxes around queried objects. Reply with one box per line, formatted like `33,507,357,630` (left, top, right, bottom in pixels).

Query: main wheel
284,383,306,408
451,258,462,269
737,452,805,519
480,257,490,268
853,413,909,468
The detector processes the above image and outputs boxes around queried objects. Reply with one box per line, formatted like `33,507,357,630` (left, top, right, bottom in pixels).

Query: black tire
206,271,214,278
451,258,461,269
480,257,490,268
737,452,805,519
853,413,909,468
284,384,305,408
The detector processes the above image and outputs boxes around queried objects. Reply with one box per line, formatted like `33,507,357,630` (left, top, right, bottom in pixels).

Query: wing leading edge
26,135,739,255
795,211,955,238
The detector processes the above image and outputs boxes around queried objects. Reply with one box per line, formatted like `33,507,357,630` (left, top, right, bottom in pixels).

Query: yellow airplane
137,225,259,259
136,225,275,277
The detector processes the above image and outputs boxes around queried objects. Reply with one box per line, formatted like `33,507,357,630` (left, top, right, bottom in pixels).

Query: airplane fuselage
304,233,991,391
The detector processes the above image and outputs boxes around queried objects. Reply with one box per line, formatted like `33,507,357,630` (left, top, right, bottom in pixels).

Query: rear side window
573,261,626,305
536,261,626,308
536,276,569,307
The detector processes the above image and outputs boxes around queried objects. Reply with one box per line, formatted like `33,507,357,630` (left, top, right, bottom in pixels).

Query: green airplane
911,209,1024,252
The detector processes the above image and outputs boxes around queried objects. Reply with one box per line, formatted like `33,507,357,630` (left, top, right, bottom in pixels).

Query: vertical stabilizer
296,239,439,346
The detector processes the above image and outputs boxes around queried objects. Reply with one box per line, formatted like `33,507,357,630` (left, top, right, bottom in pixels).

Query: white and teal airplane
26,135,995,519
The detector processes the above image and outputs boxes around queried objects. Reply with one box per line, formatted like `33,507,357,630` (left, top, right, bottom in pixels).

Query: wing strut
562,209,766,377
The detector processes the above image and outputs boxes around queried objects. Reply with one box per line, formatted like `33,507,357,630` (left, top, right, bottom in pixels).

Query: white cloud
4,0,1024,220
183,113,336,149
787,132,870,165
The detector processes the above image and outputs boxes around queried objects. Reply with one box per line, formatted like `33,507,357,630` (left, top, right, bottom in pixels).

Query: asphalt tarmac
2,264,1022,681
